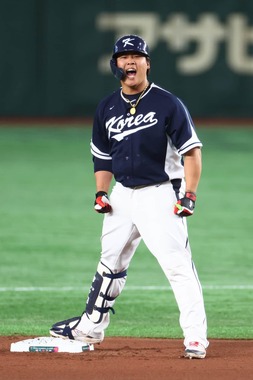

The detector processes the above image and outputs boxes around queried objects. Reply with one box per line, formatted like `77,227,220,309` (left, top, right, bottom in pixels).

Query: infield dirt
1,336,252,380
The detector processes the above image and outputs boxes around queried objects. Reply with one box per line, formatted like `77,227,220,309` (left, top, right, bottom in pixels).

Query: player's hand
94,191,112,213
174,192,196,217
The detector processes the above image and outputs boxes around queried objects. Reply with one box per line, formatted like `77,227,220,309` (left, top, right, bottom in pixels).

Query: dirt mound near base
1,336,252,380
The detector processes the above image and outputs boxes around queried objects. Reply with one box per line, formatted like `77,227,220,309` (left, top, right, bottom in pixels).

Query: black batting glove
174,191,196,217
94,191,112,213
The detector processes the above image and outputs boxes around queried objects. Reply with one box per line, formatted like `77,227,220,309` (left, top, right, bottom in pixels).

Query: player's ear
146,57,151,76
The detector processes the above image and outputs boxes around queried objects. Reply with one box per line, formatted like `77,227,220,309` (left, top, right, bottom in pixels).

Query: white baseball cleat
49,316,104,344
184,341,206,359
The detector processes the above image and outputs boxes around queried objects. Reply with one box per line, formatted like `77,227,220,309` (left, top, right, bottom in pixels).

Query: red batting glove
94,191,112,213
174,192,196,217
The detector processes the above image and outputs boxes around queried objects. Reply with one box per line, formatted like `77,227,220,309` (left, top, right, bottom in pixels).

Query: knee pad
85,261,127,324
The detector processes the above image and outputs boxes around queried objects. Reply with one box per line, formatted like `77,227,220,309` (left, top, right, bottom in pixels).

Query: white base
10,336,94,353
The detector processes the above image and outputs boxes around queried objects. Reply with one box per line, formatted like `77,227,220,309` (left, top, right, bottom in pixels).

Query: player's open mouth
126,69,136,78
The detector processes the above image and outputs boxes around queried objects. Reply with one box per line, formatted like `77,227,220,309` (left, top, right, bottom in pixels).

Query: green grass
0,125,253,339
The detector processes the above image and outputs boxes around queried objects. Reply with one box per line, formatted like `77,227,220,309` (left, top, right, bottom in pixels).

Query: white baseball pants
79,181,208,348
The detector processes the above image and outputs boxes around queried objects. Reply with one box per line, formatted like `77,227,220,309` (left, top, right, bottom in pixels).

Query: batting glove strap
174,191,196,217
94,191,112,213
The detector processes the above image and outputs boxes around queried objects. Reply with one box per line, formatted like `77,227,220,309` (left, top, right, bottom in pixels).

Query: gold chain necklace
121,84,149,115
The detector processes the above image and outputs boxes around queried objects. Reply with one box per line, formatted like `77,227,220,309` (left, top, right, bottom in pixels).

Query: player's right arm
93,171,113,213
95,170,113,194
90,99,114,213
91,100,114,213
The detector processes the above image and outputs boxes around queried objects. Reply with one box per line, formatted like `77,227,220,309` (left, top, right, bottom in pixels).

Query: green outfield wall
0,0,253,118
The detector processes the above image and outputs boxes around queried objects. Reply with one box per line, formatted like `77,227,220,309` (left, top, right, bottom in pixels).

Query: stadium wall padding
0,0,253,118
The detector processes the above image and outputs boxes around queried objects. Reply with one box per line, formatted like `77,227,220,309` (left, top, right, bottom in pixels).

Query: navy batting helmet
110,35,150,80
112,35,150,59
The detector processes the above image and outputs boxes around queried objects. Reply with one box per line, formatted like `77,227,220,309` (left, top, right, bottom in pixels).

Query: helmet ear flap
110,58,125,80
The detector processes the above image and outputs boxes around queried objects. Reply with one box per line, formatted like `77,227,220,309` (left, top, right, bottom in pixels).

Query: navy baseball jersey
90,82,202,187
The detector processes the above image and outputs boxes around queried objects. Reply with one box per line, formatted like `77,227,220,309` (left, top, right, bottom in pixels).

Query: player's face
116,53,150,92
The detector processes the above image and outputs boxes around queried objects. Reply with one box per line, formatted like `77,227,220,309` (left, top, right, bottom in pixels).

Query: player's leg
50,260,129,343
132,182,208,352
50,182,141,343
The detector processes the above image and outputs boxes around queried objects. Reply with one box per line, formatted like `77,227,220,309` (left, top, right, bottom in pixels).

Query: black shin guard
85,261,127,323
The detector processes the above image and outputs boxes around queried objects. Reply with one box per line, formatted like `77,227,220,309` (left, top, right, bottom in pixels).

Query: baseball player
50,35,209,359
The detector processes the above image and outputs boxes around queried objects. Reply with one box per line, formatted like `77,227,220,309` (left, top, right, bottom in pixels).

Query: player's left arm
174,147,202,217
184,147,202,194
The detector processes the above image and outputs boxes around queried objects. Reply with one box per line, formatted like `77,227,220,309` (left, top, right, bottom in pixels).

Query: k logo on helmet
122,38,135,47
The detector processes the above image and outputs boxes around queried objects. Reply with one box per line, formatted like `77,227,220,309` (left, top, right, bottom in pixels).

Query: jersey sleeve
167,97,203,155
90,102,113,173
